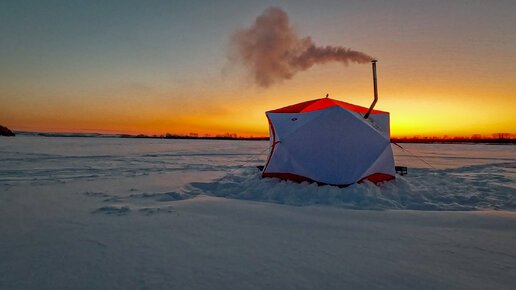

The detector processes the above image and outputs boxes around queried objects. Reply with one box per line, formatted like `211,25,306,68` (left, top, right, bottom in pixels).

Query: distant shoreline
14,131,269,141
391,138,515,145
12,131,516,144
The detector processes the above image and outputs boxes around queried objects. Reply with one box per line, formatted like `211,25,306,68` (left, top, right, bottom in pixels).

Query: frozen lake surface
2,136,514,210
1,136,515,289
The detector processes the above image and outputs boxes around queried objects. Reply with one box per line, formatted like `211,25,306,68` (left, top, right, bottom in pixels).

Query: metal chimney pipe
364,60,378,119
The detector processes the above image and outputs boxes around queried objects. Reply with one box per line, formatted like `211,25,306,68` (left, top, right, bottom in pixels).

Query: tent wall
263,106,395,186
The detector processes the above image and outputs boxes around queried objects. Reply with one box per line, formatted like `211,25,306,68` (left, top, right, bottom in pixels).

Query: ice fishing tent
262,97,395,186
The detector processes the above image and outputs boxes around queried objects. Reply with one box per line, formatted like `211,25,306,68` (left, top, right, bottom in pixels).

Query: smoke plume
229,7,373,87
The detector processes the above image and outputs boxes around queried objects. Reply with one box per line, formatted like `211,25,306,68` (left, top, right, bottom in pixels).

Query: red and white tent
262,97,395,186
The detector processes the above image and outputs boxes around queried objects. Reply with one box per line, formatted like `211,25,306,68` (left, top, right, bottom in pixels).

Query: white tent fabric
263,98,395,186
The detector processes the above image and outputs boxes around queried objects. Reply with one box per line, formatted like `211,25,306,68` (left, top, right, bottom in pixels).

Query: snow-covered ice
0,136,515,289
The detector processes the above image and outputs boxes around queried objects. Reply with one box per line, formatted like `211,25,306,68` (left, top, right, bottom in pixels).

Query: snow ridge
189,162,516,211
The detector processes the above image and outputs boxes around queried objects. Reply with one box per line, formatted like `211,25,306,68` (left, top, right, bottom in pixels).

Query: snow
1,136,515,289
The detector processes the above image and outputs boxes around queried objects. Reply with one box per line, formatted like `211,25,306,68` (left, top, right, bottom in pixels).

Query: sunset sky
1,0,515,137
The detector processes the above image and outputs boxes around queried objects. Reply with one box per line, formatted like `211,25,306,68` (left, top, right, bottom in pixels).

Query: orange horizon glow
4,72,515,138
4,87,515,139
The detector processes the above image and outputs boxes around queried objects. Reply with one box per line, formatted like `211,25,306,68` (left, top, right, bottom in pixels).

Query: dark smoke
229,7,373,87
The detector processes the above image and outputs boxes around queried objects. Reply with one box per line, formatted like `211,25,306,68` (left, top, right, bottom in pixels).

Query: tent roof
267,97,388,114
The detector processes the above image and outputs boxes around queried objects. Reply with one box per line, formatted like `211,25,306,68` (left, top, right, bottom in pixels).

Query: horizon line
11,130,516,140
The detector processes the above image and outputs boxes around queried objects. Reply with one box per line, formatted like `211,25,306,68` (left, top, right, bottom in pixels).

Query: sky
1,0,515,137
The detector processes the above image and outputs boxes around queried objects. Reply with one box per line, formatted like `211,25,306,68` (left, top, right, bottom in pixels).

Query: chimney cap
371,59,378,63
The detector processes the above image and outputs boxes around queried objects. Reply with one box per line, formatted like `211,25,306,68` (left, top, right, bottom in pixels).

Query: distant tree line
6,127,515,144
119,132,268,141
392,133,516,144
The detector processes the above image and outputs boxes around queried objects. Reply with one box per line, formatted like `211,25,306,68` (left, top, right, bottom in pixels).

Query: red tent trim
267,97,388,115
262,172,395,187
358,173,395,184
